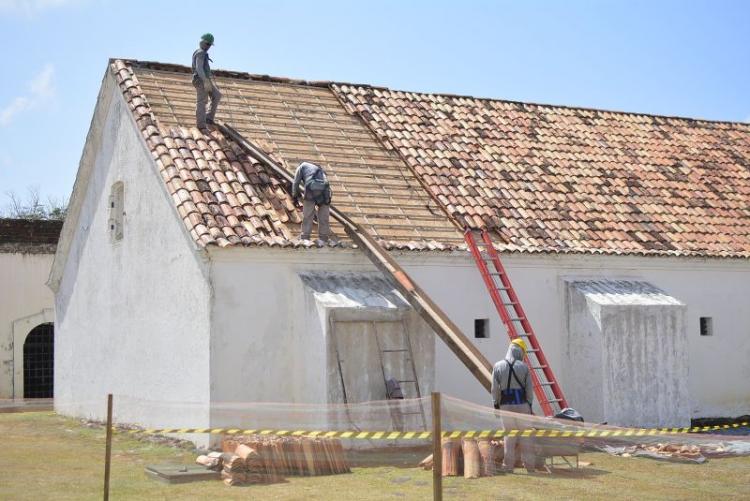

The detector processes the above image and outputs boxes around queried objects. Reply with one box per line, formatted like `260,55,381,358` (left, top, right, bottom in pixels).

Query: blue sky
1,0,749,206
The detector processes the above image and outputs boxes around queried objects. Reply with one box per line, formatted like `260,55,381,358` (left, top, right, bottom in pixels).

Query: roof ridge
111,58,334,89
335,83,750,129
113,58,750,129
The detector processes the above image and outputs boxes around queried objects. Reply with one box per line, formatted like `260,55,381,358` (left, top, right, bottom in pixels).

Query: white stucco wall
418,252,749,420
208,267,435,435
51,73,749,433
0,252,56,398
209,246,749,423
53,75,212,430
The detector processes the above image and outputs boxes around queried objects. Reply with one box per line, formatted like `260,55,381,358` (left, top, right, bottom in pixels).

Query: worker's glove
292,193,301,205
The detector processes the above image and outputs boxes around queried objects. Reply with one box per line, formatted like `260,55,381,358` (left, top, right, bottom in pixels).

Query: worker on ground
491,338,536,473
192,33,222,129
291,161,332,242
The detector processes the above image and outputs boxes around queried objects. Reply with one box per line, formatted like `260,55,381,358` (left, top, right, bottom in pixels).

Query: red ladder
465,229,568,417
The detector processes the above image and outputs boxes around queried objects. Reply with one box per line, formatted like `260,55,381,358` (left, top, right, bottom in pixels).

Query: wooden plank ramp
218,123,493,392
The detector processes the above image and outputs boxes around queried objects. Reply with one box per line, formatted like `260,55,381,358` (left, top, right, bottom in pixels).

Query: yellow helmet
511,338,527,355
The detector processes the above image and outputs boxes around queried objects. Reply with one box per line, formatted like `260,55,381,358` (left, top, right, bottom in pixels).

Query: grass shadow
533,466,611,479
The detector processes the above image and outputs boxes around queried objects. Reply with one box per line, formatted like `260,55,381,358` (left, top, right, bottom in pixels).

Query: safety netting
96,394,750,488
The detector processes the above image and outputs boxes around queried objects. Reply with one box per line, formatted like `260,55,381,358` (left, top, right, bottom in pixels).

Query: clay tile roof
110,59,750,258
0,218,63,253
332,84,750,258
111,59,462,251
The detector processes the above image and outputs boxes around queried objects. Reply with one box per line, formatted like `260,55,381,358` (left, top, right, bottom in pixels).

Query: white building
50,59,750,433
1,218,61,399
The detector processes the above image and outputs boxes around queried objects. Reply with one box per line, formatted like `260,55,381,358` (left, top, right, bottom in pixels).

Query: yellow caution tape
122,421,749,440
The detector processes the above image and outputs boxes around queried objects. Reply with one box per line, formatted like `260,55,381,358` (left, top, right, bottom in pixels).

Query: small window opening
108,181,124,241
699,317,713,337
474,319,489,339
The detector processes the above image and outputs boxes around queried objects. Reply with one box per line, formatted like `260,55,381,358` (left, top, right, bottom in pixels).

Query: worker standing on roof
192,33,222,129
492,338,536,473
292,161,332,242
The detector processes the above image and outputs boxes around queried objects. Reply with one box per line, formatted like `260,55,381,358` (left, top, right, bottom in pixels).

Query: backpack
305,171,332,205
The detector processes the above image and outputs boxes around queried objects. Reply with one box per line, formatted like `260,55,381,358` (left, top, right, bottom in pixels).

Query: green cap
200,33,215,45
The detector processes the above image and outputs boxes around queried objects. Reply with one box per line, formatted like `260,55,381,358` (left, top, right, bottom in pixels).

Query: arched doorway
23,323,54,398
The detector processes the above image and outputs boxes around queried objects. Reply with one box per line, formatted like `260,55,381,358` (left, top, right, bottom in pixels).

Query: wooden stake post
431,392,443,501
103,394,113,501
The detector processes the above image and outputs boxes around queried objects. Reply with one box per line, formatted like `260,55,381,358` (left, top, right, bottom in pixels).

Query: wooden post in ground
103,393,113,501
431,392,442,501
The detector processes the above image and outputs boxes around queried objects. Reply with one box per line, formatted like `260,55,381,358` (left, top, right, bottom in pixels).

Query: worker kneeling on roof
292,161,332,242
491,338,536,473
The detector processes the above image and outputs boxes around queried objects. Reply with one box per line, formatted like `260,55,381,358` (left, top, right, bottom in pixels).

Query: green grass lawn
1,412,749,500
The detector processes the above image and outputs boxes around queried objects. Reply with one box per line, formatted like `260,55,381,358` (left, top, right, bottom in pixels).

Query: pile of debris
602,442,737,463
420,438,507,478
197,435,350,486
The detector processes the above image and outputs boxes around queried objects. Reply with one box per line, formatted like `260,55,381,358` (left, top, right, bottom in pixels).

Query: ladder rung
399,411,424,415
381,349,409,353
470,229,568,414
399,380,417,384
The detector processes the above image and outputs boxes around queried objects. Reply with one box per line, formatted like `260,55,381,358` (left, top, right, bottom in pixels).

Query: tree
3,186,68,221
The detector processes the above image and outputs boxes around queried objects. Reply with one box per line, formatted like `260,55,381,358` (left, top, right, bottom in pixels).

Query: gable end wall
54,73,212,429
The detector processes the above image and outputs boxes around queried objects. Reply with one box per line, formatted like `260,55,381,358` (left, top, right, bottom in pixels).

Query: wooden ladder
373,319,428,430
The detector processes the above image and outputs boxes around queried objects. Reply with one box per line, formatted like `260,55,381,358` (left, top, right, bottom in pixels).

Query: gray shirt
491,344,534,409
192,49,212,81
292,161,327,199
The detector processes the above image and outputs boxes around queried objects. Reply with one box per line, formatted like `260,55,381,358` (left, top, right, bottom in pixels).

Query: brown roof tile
332,83,750,258
110,59,750,257
112,59,462,251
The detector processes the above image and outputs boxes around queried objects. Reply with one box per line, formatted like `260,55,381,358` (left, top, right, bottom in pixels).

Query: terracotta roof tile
332,83,750,258
111,59,463,251
110,59,750,257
